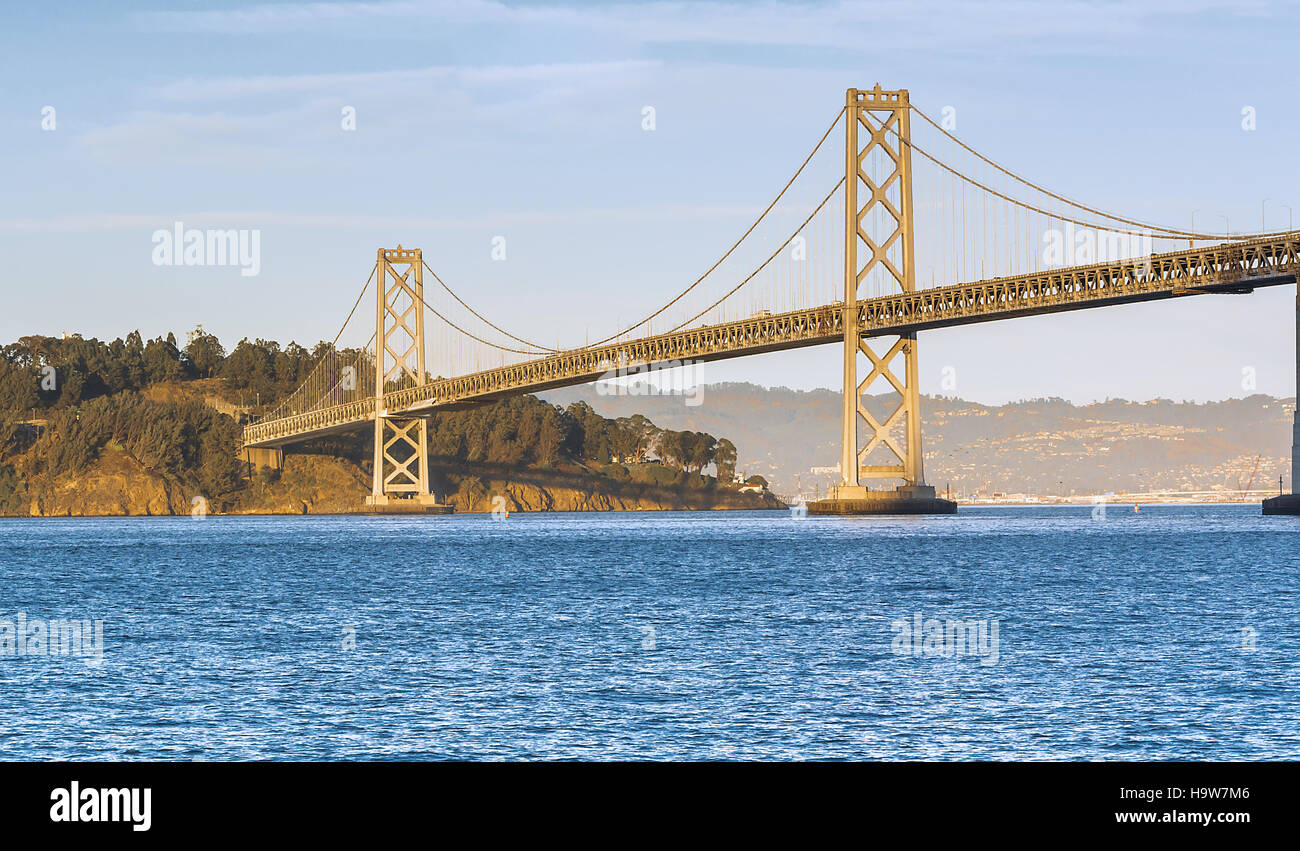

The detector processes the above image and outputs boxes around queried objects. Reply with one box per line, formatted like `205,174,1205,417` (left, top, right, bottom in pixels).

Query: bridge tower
365,246,441,508
812,86,955,515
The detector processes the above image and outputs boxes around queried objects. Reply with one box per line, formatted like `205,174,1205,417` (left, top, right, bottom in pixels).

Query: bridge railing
860,234,1300,333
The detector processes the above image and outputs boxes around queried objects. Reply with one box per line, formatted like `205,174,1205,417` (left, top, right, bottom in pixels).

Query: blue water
1,505,1297,760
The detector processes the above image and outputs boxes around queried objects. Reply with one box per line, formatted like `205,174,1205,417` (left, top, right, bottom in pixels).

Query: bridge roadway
242,235,1300,449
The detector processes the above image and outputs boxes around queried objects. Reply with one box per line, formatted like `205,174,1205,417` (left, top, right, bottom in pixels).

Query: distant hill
542,382,1297,500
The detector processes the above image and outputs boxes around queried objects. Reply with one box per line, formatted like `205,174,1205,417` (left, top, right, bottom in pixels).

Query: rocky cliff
444,476,783,514
16,446,189,517
6,450,783,517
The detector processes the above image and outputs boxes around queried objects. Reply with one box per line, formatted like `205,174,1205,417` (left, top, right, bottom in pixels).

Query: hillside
0,331,780,516
543,383,1297,499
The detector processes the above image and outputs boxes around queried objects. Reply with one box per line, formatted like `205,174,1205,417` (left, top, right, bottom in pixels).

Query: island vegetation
0,328,777,516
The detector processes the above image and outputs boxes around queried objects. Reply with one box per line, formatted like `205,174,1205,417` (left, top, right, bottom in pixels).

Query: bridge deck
243,235,1299,448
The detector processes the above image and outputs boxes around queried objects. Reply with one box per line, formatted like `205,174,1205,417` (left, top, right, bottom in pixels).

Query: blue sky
3,0,1298,403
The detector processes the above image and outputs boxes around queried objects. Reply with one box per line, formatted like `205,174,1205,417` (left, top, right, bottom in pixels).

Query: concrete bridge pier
240,447,283,472
1263,282,1300,514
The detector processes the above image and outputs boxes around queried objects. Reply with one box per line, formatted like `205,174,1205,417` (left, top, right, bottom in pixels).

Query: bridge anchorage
241,83,1300,516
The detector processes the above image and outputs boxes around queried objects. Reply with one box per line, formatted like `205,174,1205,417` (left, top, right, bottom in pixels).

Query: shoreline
3,500,1286,519
953,497,1280,507
0,503,791,520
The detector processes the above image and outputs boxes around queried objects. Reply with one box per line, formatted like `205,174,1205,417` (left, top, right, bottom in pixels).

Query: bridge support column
239,446,283,472
1264,280,1300,514
367,415,441,507
364,246,449,512
812,86,954,516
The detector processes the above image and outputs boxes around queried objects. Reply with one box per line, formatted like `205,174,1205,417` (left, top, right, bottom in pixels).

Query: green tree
0,358,37,418
142,335,184,384
184,326,225,378
612,414,658,463
714,438,737,482
536,407,565,467
687,431,717,473
0,464,25,514
655,429,693,470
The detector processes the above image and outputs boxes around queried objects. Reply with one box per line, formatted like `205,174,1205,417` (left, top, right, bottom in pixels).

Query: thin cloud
147,60,660,102
134,0,1275,50
80,59,659,165
0,204,771,233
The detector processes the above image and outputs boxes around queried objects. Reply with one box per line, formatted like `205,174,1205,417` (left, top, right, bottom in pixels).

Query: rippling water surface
1,505,1297,760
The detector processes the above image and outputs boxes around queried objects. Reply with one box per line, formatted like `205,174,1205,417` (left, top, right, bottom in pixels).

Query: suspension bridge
239,86,1300,514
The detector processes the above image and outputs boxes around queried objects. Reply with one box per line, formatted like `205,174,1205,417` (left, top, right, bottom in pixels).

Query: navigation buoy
1133,505,1140,514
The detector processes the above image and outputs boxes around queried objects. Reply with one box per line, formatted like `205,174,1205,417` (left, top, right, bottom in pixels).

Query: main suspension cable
864,110,1295,242
574,106,848,350
411,287,558,355
660,177,846,336
907,102,1295,242
408,105,847,357
331,266,375,346
421,259,559,353
409,177,846,364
